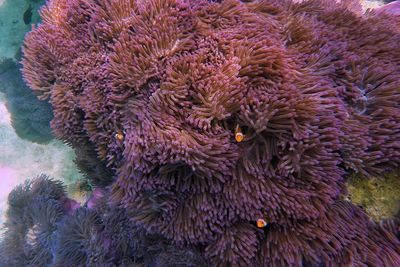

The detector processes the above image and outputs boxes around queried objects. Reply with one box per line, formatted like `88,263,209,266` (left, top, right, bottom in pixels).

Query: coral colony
0,0,399,266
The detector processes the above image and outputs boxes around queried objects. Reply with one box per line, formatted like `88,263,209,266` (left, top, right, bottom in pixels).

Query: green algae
347,170,400,221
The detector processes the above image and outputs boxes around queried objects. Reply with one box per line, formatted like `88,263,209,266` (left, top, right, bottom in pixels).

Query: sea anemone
0,175,67,266
1,176,205,266
74,142,114,187
260,200,400,266
52,208,105,266
21,0,400,265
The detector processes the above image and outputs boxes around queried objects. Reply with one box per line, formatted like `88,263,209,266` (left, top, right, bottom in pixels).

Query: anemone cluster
0,175,77,266
8,0,400,265
0,175,205,266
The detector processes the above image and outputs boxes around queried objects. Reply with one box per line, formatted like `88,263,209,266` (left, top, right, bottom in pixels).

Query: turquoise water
0,0,42,58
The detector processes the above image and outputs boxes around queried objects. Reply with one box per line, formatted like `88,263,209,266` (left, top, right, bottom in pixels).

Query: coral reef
17,0,400,266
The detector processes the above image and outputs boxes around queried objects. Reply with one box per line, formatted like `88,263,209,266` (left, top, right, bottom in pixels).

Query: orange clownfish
235,124,245,142
256,219,268,228
115,131,124,141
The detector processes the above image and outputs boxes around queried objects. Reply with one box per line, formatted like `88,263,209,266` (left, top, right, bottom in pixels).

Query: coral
347,170,400,221
0,58,53,144
21,0,400,266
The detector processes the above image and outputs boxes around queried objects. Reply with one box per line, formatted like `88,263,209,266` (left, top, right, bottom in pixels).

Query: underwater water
0,0,42,58
0,97,82,226
0,0,82,229
0,0,398,266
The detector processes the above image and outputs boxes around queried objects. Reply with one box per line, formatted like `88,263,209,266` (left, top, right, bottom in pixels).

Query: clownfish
115,131,124,141
256,218,268,228
235,124,245,142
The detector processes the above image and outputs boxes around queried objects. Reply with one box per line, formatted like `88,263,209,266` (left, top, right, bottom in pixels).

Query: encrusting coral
17,0,400,265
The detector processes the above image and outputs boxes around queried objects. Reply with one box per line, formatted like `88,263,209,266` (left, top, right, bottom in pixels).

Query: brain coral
22,0,400,265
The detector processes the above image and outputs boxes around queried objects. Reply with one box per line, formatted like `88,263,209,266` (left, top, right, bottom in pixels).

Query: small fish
234,124,245,142
23,4,33,25
256,219,268,228
115,131,124,141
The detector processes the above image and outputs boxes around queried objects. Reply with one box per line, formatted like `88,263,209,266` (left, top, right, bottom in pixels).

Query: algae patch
347,171,400,221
